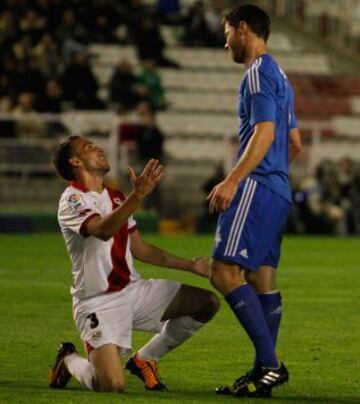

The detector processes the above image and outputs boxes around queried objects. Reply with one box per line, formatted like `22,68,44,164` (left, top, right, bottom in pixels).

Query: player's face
71,137,110,175
224,22,246,64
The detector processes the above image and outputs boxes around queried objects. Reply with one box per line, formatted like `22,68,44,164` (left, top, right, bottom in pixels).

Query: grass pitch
0,234,359,403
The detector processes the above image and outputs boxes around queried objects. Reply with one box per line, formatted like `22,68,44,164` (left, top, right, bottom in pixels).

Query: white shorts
73,279,181,355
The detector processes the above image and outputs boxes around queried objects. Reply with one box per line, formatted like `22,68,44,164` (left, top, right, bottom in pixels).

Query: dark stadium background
0,1,359,403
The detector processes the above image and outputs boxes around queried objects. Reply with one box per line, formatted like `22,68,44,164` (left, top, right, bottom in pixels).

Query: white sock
64,353,95,391
137,316,204,361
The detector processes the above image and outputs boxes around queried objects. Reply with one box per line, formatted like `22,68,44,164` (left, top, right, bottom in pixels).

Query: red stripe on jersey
106,188,131,292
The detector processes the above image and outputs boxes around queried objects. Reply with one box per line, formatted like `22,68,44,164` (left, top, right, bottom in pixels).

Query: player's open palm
207,178,237,213
128,159,164,199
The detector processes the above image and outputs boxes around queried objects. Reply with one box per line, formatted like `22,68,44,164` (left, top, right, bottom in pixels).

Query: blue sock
251,292,282,374
225,284,278,368
258,292,282,344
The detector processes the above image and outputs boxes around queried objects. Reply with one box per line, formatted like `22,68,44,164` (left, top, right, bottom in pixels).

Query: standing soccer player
208,4,302,398
49,135,219,393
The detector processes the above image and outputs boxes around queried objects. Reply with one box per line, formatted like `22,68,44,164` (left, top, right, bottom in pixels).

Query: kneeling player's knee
202,292,220,320
99,377,125,393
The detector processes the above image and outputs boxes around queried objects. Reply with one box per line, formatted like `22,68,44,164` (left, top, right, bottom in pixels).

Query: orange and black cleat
125,354,167,391
49,342,76,389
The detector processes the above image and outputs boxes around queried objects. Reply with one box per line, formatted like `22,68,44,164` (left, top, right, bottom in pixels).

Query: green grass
0,234,359,403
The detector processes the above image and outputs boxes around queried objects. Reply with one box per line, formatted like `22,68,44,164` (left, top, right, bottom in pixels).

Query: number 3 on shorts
86,312,99,329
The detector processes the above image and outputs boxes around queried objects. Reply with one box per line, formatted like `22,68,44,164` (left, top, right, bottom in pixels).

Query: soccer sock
251,291,282,375
225,284,278,368
64,353,95,391
258,291,282,344
137,316,204,361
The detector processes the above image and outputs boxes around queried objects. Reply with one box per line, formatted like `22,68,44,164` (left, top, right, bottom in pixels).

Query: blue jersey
237,54,297,202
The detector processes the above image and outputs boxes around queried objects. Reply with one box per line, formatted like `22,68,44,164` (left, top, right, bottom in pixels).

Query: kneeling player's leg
89,344,126,392
210,259,278,369
136,284,220,361
60,343,125,392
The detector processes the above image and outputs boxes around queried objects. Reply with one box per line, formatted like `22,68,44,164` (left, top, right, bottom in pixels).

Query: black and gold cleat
49,342,76,389
125,354,167,391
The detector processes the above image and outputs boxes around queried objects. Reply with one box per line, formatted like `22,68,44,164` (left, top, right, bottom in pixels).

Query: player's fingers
128,166,137,183
141,159,156,177
154,171,164,184
152,164,163,178
207,186,216,201
209,194,218,214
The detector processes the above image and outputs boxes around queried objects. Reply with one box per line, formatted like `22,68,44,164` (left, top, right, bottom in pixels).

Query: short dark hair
52,135,80,181
223,4,271,42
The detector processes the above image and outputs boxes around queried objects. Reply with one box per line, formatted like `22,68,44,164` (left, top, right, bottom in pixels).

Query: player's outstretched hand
128,159,164,200
189,257,210,278
207,178,238,214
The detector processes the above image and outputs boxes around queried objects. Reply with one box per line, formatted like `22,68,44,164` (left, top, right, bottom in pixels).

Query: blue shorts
212,177,291,271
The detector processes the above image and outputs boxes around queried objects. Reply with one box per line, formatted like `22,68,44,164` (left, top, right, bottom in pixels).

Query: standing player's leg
210,260,278,369
49,342,126,392
126,284,220,390
246,265,282,346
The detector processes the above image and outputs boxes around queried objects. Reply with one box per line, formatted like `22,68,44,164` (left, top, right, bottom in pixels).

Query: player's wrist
226,172,241,186
129,190,144,202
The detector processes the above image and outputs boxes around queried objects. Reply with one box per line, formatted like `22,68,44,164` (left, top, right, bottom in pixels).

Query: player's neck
244,41,267,68
76,172,104,193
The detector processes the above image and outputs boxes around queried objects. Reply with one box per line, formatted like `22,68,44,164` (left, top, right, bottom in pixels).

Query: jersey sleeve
288,85,298,130
58,191,101,237
128,215,137,232
247,64,277,127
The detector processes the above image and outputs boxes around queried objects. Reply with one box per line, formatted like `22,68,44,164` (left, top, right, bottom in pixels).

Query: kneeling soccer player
49,135,219,393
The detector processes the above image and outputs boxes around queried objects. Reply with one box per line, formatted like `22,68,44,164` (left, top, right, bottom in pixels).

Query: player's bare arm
289,127,302,162
130,229,210,278
86,159,163,240
207,121,275,213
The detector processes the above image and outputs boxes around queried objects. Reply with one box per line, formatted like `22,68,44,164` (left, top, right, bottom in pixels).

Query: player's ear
69,156,81,168
238,21,247,35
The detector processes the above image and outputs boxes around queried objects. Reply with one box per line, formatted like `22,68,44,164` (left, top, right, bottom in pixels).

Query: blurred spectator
19,9,47,44
12,92,46,138
32,33,60,76
293,160,345,235
136,101,165,212
60,51,104,110
0,10,17,40
108,58,147,108
57,9,88,61
197,164,224,232
0,74,14,112
37,79,62,113
13,35,33,61
13,92,36,114
182,0,223,47
11,58,46,100
136,101,164,161
137,59,166,110
156,0,181,25
133,15,180,68
84,0,119,43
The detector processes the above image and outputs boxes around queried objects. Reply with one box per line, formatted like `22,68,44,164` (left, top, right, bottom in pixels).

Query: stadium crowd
1,0,359,236
290,157,360,235
0,0,228,114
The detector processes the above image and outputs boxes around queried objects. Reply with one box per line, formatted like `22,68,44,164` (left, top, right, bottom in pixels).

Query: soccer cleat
125,354,167,391
216,363,289,398
49,342,76,389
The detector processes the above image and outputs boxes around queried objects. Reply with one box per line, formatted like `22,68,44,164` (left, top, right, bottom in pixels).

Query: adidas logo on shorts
239,249,248,259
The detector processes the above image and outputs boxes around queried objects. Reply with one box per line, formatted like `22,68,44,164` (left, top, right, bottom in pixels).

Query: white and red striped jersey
58,181,140,300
